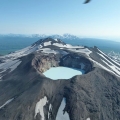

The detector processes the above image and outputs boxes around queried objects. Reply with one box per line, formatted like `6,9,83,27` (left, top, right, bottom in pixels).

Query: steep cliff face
60,53,93,73
32,54,59,73
0,38,120,120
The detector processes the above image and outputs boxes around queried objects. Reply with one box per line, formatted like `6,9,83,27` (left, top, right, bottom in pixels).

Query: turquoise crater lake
43,67,84,80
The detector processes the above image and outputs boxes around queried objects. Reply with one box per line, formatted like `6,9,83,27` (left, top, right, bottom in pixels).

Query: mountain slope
0,38,120,120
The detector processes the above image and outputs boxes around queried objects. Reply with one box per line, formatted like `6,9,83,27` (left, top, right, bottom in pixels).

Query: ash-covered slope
0,38,120,120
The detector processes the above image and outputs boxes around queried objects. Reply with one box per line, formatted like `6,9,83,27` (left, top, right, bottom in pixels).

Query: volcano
0,38,120,120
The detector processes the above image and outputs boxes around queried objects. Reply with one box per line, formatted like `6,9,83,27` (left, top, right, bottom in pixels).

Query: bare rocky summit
0,38,120,120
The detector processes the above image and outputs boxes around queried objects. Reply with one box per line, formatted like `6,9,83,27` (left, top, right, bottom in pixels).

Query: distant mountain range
0,33,81,39
0,34,120,63
1,33,120,42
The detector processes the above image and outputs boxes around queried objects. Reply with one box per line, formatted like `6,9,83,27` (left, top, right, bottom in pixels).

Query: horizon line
0,33,120,41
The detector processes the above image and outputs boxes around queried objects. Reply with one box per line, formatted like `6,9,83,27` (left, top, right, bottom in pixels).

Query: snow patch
0,98,14,109
0,69,6,73
98,52,120,75
66,44,84,48
60,51,68,56
39,45,43,48
68,48,92,56
63,56,67,61
102,60,120,75
44,41,52,46
98,52,120,69
0,75,3,81
53,43,84,49
34,96,48,120
54,38,58,41
98,48,120,66
0,60,21,72
89,57,120,77
40,48,58,54
56,98,69,120
48,104,52,119
0,44,39,62
49,104,52,111
108,51,120,63
86,118,90,120
53,43,66,47
9,61,22,72
80,63,85,69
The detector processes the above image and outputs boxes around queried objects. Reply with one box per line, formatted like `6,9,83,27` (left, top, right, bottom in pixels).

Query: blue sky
0,0,120,39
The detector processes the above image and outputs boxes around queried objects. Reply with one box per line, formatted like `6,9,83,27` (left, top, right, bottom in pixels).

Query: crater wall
32,53,93,74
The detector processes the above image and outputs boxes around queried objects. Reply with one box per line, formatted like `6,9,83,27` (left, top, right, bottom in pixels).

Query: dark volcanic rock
65,68,120,120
